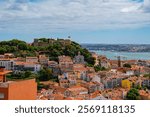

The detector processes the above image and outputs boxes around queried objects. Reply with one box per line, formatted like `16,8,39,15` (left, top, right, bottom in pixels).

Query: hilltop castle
33,38,72,47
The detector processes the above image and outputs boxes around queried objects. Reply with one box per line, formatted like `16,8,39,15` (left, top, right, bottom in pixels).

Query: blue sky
0,0,150,44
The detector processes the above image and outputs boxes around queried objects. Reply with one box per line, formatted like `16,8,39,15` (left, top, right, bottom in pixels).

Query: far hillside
0,38,95,66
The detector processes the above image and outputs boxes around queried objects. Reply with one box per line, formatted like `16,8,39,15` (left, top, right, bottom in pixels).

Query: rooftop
67,86,88,92
15,62,40,65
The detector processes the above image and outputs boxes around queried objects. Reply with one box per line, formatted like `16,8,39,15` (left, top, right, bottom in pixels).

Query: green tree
39,38,48,42
135,84,142,90
37,68,52,81
0,47,6,54
18,43,28,50
9,39,26,46
94,65,106,72
24,71,32,78
123,63,131,68
126,88,140,100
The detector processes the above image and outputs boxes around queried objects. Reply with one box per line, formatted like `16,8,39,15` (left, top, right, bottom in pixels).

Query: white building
92,75,101,83
14,62,41,73
73,52,85,64
126,70,134,76
0,59,15,70
101,60,111,69
24,63,41,73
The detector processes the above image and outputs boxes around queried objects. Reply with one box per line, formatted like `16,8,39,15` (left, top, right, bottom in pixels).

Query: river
93,50,150,60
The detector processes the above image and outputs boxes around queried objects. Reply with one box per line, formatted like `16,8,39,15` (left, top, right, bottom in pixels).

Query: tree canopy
123,63,131,68
126,88,140,100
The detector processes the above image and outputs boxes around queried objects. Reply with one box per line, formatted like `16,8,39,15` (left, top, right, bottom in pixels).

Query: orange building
0,67,37,100
0,67,12,82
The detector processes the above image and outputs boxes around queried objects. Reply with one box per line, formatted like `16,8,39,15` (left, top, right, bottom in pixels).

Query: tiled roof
15,62,39,65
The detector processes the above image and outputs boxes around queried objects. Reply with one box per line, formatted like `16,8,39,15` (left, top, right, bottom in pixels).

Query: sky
0,0,150,44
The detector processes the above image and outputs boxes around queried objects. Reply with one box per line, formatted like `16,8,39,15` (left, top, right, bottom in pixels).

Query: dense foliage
123,63,131,68
7,71,33,80
0,39,36,57
36,68,59,90
0,39,95,65
37,67,53,81
126,88,140,100
94,65,106,72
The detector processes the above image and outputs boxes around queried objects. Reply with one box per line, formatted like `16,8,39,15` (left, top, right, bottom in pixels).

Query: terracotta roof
68,86,88,92
73,64,87,71
48,61,58,64
0,58,14,60
139,90,150,97
90,91,101,99
59,56,73,62
15,62,40,65
26,57,38,59
53,86,66,94
0,70,12,75
50,94,64,100
128,76,138,82
65,97,84,100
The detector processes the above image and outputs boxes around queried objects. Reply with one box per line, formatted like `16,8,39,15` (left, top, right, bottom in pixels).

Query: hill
0,38,95,66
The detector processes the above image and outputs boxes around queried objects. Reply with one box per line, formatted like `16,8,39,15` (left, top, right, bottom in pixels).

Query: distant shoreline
90,50,150,53
82,44,150,53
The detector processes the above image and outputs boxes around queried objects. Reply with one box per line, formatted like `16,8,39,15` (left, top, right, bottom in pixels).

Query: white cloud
0,0,150,34
121,0,150,12
143,0,150,11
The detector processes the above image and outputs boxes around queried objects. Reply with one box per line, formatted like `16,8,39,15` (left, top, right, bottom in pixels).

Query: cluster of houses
37,52,150,100
0,51,150,100
0,53,44,73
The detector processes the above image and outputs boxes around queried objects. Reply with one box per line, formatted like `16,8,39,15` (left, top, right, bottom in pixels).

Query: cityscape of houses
0,38,150,100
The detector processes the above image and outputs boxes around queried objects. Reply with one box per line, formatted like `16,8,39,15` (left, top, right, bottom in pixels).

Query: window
0,93,4,99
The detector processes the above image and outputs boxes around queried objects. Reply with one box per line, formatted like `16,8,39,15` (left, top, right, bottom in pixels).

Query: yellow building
122,79,131,89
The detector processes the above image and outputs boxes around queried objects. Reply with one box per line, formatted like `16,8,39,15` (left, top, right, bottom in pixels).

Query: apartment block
0,67,37,100
0,58,15,70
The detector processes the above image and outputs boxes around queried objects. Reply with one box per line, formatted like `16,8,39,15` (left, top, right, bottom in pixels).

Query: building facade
0,79,37,100
0,59,15,70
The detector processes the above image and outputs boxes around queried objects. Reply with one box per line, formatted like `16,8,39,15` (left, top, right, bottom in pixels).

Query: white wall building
0,59,15,70
24,63,41,73
92,75,101,83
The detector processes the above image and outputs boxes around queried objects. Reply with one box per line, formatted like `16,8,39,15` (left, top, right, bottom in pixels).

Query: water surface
93,50,150,60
